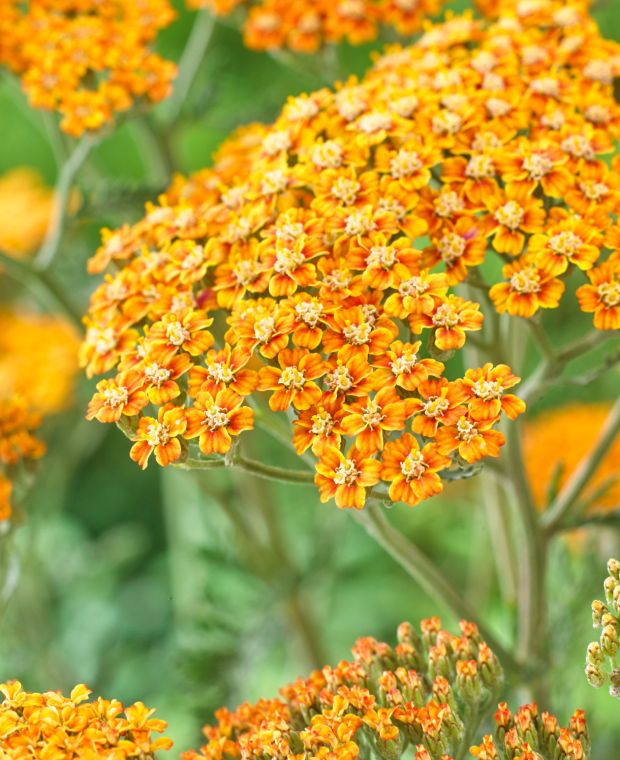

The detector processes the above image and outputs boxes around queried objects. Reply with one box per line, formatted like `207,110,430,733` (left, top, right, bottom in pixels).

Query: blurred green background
1,1,620,756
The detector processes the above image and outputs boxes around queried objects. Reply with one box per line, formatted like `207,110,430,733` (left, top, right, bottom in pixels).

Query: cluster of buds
0,681,172,759
586,558,620,699
0,1,177,136
183,617,504,760
470,703,589,760
0,397,46,524
186,0,445,53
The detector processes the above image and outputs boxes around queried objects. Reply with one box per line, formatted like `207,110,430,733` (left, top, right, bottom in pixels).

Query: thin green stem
526,317,557,365
165,9,216,123
354,500,519,675
0,250,82,330
180,455,315,485
542,396,620,533
34,134,97,270
479,472,517,605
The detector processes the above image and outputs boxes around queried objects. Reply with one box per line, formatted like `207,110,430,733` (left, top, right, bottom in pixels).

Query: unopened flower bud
603,575,618,605
607,558,620,580
585,663,606,689
420,616,442,648
592,600,606,627
456,660,483,704
600,623,620,657
586,641,604,666
478,642,503,690
609,668,620,700
570,710,589,753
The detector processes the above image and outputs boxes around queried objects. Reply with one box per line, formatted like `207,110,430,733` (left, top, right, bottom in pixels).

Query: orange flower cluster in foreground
524,403,620,513
0,1,177,136
187,0,445,53
470,703,588,760
0,397,45,522
183,617,587,760
81,2,620,508
0,310,80,415
0,681,172,759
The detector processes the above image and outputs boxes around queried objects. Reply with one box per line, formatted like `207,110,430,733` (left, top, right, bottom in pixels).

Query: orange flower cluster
90,11,620,509
186,0,445,53
470,702,589,760
0,309,80,416
585,558,620,697
0,1,177,136
183,617,505,760
524,403,620,513
0,396,45,522
0,681,173,759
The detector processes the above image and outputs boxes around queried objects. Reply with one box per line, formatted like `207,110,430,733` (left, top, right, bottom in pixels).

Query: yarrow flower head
81,2,620,510
0,1,177,136
0,681,173,758
186,0,446,53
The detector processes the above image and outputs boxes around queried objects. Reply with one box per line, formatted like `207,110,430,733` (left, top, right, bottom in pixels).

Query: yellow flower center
598,281,620,308
358,112,392,134
510,267,541,294
261,169,288,196
472,379,502,400
337,0,365,18
548,230,583,257
310,410,334,437
390,149,423,179
274,244,305,274
234,260,260,286
343,321,372,346
390,351,417,375
254,317,276,343
399,276,429,297
276,222,304,243
334,459,360,486
465,154,495,179
345,209,376,237
181,245,205,271
146,422,170,447
580,181,609,201
331,177,360,205
166,321,190,347
456,417,478,442
263,130,291,156
90,327,117,356
432,303,461,328
368,245,397,269
435,191,464,218
312,141,343,169
203,406,229,431
522,153,552,180
325,366,354,393
103,385,128,408
279,366,306,390
361,400,385,429
145,363,171,386
438,233,466,264
400,451,428,481
432,110,462,135
207,361,234,384
423,396,450,418
323,268,351,291
561,134,594,160
495,201,524,230
485,98,511,117
295,300,323,327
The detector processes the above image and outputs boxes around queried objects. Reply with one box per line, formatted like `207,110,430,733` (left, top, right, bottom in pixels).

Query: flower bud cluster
0,1,177,136
0,681,173,759
586,558,620,698
470,702,589,760
186,0,445,53
182,617,504,760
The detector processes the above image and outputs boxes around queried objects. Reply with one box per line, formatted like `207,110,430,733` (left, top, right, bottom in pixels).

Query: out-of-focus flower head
470,701,589,760
0,396,45,523
183,617,504,760
0,168,54,259
586,558,620,700
81,2,620,509
524,403,620,513
0,1,177,136
186,0,446,53
0,681,173,758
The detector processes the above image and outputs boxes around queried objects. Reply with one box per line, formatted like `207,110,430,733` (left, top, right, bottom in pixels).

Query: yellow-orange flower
0,168,54,258
380,434,450,507
0,681,172,759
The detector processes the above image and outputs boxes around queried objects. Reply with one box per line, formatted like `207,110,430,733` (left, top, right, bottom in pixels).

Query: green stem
165,9,216,123
526,317,558,365
0,250,82,330
542,396,620,533
34,134,97,270
354,501,519,675
180,455,315,485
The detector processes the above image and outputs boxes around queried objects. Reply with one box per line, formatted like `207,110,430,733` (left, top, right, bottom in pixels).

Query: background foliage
1,1,620,756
